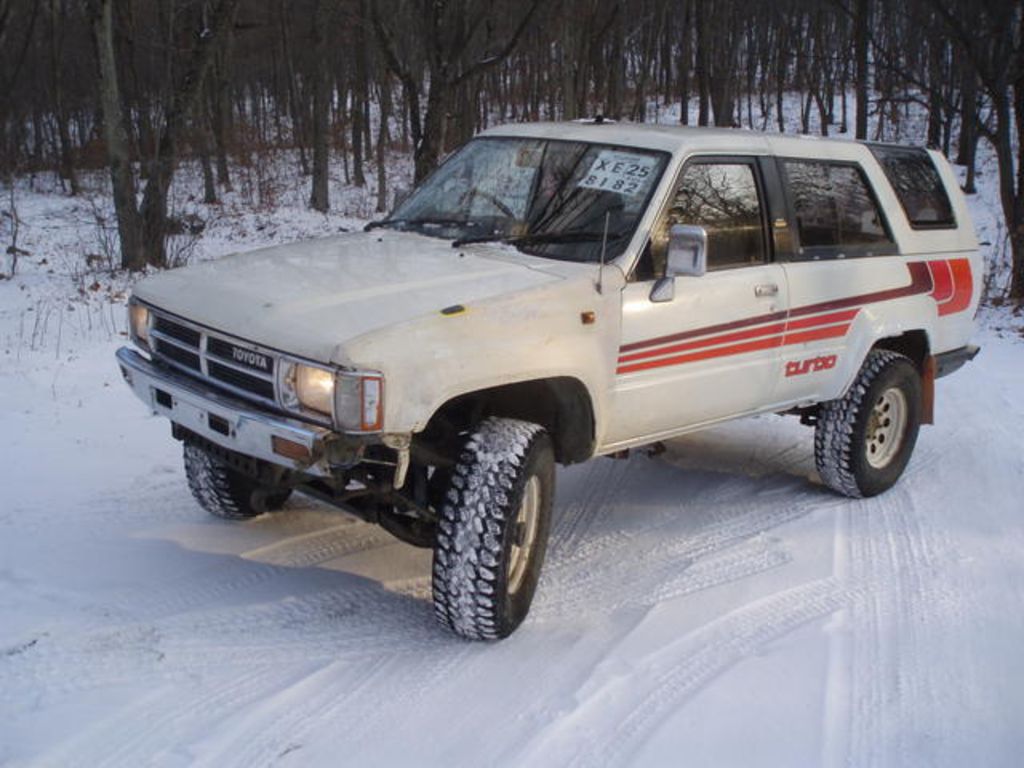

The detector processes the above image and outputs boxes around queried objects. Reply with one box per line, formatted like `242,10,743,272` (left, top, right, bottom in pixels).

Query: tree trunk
278,0,308,176
89,0,144,270
376,78,390,213
854,0,870,140
695,0,710,126
415,80,446,184
309,1,330,211
351,0,368,188
957,67,979,194
48,0,78,195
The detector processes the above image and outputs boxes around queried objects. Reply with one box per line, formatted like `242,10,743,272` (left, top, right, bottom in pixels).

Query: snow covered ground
2,123,1024,766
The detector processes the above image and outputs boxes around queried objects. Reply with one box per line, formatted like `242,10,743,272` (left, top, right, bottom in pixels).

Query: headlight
279,361,383,431
296,365,335,415
336,372,384,432
278,362,335,416
128,301,151,350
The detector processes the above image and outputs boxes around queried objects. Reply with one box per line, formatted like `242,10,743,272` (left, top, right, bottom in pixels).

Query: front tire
815,350,922,498
432,417,555,640
183,443,292,520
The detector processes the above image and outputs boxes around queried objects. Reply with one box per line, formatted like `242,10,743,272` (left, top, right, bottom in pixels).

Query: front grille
153,316,200,346
206,336,274,375
154,338,201,371
208,360,275,400
148,311,279,407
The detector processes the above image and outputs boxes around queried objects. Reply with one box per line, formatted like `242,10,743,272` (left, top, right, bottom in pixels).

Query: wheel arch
871,328,931,372
416,376,596,466
871,329,934,424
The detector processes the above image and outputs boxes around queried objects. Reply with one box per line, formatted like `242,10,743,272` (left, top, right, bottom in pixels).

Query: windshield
382,137,669,262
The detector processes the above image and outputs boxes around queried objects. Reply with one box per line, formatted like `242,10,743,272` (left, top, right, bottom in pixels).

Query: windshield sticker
579,150,659,196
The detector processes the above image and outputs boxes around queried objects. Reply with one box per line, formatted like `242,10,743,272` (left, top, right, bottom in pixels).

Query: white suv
118,123,981,639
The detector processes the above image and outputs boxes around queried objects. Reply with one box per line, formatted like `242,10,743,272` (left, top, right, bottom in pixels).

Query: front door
604,158,789,449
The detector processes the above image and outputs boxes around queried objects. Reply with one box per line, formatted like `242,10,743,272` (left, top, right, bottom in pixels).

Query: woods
0,0,1021,296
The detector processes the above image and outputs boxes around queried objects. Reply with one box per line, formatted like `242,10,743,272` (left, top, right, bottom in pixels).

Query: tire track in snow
191,657,391,768
844,487,974,767
538,473,839,619
3,521,400,699
152,578,447,667
204,645,479,767
32,666,299,768
516,577,854,768
549,457,634,557
0,622,165,704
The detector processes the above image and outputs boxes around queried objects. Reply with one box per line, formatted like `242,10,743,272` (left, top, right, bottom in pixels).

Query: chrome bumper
116,347,337,477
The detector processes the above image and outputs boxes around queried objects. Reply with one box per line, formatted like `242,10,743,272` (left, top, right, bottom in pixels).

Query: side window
869,145,956,229
646,161,766,275
783,160,893,255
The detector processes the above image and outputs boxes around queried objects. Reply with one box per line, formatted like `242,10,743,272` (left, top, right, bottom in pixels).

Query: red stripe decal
783,308,859,332
783,324,851,346
938,258,973,316
617,322,787,364
618,310,787,354
928,260,954,303
617,336,783,375
787,261,933,319
620,262,933,357
615,261,939,375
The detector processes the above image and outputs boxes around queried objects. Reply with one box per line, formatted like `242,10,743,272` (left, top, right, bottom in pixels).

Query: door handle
754,283,779,297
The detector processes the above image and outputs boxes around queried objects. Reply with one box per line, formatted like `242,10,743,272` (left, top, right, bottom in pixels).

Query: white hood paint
133,230,566,364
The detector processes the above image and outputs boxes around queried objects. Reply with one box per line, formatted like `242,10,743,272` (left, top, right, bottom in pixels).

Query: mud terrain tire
432,417,554,640
183,443,291,520
815,349,922,498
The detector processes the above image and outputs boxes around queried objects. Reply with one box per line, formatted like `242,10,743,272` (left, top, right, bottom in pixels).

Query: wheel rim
865,387,908,469
507,475,541,595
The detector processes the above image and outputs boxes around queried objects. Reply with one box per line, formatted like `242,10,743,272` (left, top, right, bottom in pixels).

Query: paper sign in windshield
579,151,658,196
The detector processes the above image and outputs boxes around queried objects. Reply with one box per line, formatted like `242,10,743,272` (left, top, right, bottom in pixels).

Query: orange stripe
619,309,860,365
617,322,787,364
617,322,854,375
938,258,973,316
784,309,859,332
617,335,783,375
783,324,851,345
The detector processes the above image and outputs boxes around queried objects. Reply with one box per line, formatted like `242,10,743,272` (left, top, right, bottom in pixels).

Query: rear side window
870,145,956,229
782,160,894,256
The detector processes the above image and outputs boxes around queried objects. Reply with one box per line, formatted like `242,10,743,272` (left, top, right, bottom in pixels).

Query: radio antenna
596,210,610,295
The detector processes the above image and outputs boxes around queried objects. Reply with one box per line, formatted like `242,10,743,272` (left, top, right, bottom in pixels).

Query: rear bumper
935,344,980,379
116,347,340,477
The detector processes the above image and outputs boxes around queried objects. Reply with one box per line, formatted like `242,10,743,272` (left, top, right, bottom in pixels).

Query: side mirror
667,224,707,278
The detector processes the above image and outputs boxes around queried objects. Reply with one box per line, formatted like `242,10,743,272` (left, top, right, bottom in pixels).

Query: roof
478,121,898,161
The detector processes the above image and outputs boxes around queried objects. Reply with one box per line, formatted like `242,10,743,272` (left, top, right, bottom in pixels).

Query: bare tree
373,0,543,182
928,0,1024,298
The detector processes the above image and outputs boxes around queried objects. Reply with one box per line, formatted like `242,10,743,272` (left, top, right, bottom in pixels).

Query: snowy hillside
2,118,1023,766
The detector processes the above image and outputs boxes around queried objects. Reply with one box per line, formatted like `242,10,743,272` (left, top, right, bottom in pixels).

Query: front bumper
116,347,341,477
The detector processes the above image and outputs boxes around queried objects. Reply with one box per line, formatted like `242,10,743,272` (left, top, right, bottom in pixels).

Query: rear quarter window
781,159,895,258
869,145,956,229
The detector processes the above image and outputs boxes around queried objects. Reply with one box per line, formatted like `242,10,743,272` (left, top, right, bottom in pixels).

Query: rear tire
815,350,922,498
432,417,554,640
183,443,292,520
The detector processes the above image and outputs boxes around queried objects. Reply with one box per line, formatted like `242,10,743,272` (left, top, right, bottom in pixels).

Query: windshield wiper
364,217,475,232
451,230,625,248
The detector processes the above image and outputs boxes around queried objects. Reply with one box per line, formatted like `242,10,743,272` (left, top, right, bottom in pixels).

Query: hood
133,230,563,364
